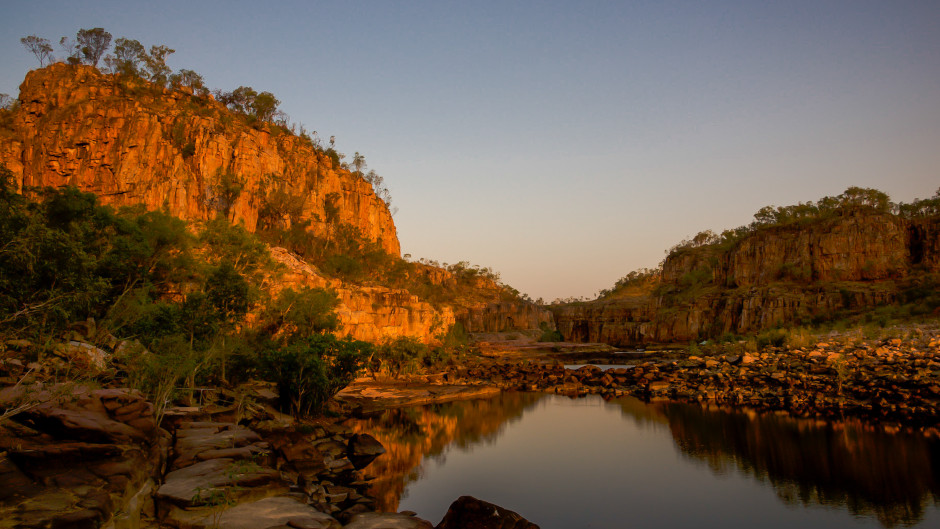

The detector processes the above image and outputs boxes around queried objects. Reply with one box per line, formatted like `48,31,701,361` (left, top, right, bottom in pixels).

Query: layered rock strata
0,64,552,342
553,212,940,346
0,385,164,528
2,63,398,255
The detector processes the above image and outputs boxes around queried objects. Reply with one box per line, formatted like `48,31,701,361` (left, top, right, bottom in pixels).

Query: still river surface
346,392,940,529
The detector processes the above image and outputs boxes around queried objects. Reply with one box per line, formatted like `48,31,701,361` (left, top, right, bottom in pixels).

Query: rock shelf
441,336,940,432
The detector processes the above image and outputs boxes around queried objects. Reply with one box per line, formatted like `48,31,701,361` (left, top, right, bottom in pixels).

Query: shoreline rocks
434,335,940,431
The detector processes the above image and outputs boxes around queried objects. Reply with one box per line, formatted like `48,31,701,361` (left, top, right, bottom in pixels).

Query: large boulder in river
348,432,386,469
436,496,540,529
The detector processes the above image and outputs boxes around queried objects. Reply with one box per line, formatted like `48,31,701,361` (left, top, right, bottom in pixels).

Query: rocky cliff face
1,63,399,254
270,247,456,343
553,212,940,347
661,212,911,287
0,65,552,342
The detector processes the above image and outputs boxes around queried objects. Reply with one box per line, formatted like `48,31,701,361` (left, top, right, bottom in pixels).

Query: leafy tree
105,38,145,76
842,187,891,211
256,333,370,417
58,36,82,65
263,286,340,339
373,337,427,379
351,152,366,176
898,188,940,218
76,28,112,67
537,321,564,342
216,86,280,122
20,36,53,66
205,171,244,220
205,262,251,321
142,45,175,87
169,69,207,95
198,218,272,277
216,86,256,114
257,187,305,230
251,91,280,122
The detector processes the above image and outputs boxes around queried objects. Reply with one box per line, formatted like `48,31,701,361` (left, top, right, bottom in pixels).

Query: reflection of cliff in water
345,392,544,511
652,402,940,528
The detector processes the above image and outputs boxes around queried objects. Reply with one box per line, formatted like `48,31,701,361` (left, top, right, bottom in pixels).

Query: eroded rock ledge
444,334,940,431
0,375,540,529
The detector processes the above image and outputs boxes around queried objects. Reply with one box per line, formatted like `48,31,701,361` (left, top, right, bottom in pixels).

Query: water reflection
345,392,545,512
647,402,940,528
346,393,940,528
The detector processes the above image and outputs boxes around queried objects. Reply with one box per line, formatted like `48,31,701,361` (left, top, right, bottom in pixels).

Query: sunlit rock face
0,64,553,342
269,247,457,344
3,63,399,255
552,212,940,346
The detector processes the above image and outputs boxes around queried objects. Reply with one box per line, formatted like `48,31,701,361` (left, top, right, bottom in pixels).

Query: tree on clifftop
76,28,112,67
20,36,53,66
105,37,146,76
216,86,281,122
141,44,175,87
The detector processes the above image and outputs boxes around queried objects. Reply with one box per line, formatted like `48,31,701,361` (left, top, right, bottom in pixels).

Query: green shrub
263,286,339,338
441,322,469,349
373,336,428,379
756,329,787,349
324,254,364,280
537,321,564,342
256,333,370,417
679,267,711,290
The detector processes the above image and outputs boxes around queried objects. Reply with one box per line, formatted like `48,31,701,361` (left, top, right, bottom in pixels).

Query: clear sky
2,1,938,302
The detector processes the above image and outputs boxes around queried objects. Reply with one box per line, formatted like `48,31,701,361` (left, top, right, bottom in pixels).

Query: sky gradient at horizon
2,1,938,301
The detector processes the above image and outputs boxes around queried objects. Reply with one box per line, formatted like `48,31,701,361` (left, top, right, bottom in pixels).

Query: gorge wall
0,64,552,342
552,212,940,347
0,63,399,254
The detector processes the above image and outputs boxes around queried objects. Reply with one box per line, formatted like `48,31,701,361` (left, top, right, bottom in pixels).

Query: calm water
346,393,940,529
564,363,635,371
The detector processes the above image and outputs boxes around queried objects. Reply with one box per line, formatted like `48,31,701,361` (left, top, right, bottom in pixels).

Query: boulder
173,424,264,469
347,433,386,469
436,496,539,529
23,405,147,444
0,388,160,529
57,340,110,370
155,458,281,507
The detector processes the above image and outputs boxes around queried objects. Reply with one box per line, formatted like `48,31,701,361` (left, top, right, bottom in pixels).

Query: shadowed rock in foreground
437,496,540,529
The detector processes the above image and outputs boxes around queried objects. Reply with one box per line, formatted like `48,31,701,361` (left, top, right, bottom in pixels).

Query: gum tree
20,36,53,66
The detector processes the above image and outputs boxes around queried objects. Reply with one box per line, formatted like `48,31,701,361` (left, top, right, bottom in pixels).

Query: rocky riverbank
3,326,938,528
435,332,940,433
0,368,539,529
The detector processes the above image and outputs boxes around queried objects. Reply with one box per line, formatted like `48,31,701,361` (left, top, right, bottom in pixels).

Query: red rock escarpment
553,212,940,347
1,63,399,255
0,64,555,342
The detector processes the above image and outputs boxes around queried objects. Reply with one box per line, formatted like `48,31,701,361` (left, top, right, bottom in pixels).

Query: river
345,392,940,528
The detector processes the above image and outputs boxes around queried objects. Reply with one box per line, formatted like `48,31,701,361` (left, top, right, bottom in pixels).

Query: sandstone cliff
1,63,399,254
553,210,940,347
270,248,552,343
0,64,551,342
270,247,457,343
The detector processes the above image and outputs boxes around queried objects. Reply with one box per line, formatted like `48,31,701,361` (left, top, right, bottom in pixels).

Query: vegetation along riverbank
1,28,938,529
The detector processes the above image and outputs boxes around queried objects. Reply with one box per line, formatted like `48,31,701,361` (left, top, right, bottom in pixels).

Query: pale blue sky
3,1,939,301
